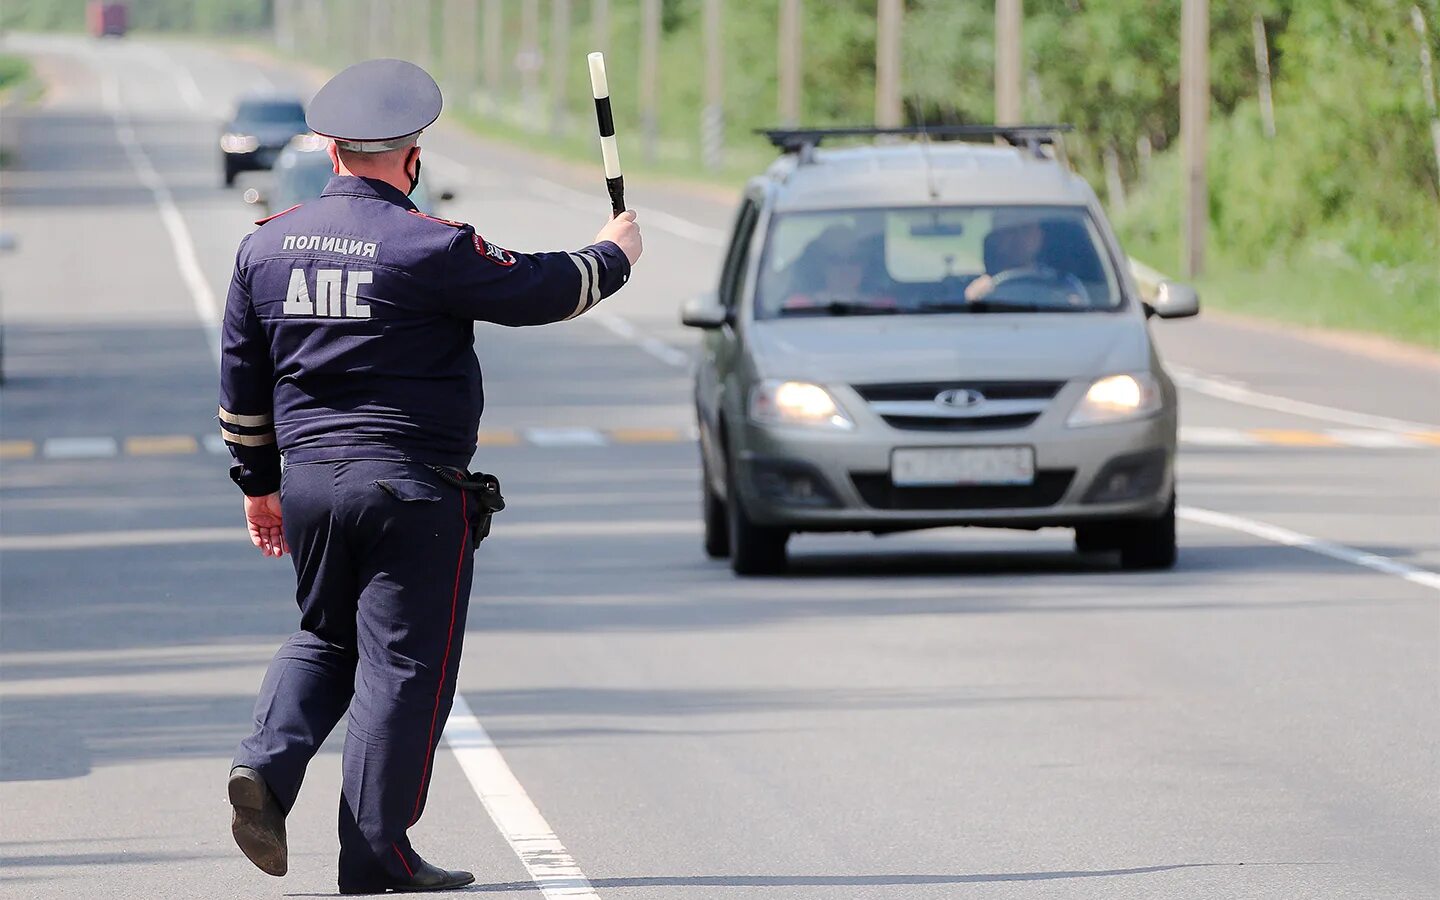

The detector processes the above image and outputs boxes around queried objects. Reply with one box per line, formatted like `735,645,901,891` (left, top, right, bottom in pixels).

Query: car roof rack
758,124,1073,162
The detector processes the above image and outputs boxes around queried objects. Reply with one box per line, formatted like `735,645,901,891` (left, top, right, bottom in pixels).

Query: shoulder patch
408,209,467,228
254,204,302,226
472,233,517,267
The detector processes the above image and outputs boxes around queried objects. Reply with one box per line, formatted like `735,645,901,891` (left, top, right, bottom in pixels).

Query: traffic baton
587,52,626,217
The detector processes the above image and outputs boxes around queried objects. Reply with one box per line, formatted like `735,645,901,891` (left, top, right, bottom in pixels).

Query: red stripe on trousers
393,842,414,877
409,490,469,826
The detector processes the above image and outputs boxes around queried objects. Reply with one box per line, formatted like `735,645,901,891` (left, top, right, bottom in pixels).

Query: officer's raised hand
596,210,642,265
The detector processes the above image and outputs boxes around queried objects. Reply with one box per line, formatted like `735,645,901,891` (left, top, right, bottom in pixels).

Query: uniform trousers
233,458,476,891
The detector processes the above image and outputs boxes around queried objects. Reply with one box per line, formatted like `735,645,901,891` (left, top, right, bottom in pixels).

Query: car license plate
891,446,1035,487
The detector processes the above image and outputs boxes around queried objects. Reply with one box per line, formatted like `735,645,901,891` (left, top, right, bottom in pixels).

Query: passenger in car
781,223,896,312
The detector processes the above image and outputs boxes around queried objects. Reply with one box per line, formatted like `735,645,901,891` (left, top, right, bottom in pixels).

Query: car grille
851,381,1065,432
851,470,1075,511
877,413,1040,431
853,381,1064,402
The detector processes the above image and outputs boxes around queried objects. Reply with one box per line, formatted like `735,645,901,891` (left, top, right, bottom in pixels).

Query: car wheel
702,457,730,559
725,454,788,576
1116,493,1177,571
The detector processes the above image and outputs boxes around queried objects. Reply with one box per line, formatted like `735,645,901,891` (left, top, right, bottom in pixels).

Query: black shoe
228,765,287,876
339,861,476,895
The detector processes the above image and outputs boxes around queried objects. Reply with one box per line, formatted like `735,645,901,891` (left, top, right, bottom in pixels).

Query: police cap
306,59,443,153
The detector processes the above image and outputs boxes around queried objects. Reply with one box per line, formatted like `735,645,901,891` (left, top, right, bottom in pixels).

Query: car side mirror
1150,280,1200,319
439,189,456,202
681,292,730,329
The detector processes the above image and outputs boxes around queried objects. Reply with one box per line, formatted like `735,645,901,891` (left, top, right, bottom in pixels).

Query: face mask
407,152,422,196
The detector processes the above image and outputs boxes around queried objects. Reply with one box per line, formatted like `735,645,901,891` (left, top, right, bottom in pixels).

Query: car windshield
273,151,433,212
754,205,1124,319
236,100,306,125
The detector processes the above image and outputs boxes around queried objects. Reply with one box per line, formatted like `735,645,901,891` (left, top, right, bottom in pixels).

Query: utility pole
875,0,903,127
778,0,802,127
1252,12,1275,139
550,0,572,136
1412,4,1440,188
995,0,1022,124
640,0,661,162
591,0,610,58
1180,0,1209,279
484,0,503,112
702,0,724,169
520,0,542,130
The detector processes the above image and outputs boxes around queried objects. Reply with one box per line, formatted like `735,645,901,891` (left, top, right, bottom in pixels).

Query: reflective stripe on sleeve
580,250,601,310
566,253,592,319
221,428,276,447
217,406,273,428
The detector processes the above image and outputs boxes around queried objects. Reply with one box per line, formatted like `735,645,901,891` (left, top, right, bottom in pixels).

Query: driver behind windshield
965,209,1087,306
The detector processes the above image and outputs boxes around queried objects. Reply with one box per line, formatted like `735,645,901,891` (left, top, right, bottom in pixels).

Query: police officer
220,59,640,894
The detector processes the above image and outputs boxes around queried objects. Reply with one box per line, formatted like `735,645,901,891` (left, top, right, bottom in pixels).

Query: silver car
683,127,1199,575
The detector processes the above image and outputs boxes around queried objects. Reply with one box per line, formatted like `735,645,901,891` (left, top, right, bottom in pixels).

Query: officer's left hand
244,492,289,558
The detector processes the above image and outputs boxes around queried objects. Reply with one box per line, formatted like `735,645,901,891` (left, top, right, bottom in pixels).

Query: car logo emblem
935,388,985,409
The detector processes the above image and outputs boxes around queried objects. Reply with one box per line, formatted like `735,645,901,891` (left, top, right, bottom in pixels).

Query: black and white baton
587,52,626,217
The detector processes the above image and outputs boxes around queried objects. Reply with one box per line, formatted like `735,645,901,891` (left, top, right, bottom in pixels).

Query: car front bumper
732,412,1175,532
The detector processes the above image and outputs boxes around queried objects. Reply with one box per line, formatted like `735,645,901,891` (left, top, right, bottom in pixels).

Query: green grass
0,54,33,92
1122,230,1440,350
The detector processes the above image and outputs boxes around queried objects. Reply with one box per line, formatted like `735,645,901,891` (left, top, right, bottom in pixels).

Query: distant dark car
244,134,455,216
220,96,308,187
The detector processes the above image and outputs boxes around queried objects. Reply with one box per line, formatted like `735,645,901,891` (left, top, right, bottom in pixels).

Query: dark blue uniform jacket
218,175,630,495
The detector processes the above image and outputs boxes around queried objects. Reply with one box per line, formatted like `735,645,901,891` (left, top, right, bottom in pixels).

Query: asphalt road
1,34,1438,900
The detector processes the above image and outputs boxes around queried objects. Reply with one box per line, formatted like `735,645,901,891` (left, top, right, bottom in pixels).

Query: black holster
429,466,505,547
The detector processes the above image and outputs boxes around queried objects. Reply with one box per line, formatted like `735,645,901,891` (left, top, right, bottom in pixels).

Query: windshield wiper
915,297,1083,313
781,300,898,317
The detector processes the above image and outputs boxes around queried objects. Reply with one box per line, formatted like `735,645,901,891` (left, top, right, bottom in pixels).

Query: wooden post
1180,0,1209,278
591,0,610,59
550,0,572,136
995,0,1022,125
1103,144,1126,213
1412,5,1440,188
778,0,802,127
521,0,542,129
1252,12,1276,138
702,0,724,169
484,0,503,111
640,0,660,161
875,0,903,127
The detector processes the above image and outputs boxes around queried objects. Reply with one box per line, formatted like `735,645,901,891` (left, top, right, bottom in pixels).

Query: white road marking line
42,437,119,459
139,45,205,112
1170,367,1434,433
589,312,690,368
101,70,222,365
522,175,726,245
1178,505,1440,593
1178,426,1259,447
524,427,608,447
443,694,601,899
1323,428,1424,449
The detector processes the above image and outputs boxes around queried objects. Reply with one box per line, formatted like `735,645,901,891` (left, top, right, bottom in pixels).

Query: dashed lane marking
0,441,37,460
1,427,1436,461
124,435,200,456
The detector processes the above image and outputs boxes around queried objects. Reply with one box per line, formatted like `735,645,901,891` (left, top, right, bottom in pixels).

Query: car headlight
221,133,260,153
749,380,854,430
1067,373,1162,427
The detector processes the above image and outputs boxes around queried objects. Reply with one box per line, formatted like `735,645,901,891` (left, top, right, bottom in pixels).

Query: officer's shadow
285,861,1253,895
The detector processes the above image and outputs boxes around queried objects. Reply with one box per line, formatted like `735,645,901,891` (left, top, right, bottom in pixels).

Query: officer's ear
327,141,342,174
406,145,421,176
